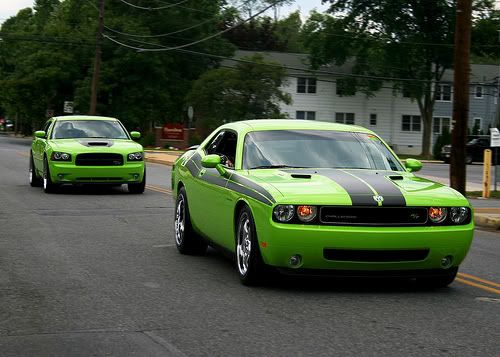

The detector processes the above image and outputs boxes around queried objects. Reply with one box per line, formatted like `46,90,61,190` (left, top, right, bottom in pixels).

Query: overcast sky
0,1,329,25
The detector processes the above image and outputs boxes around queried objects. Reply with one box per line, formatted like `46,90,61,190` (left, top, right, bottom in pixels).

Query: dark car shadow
202,248,456,295
51,184,131,195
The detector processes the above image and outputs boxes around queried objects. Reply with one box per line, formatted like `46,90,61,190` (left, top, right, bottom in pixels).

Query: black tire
174,187,207,255
128,169,146,194
236,205,268,286
416,267,458,289
465,154,473,165
43,157,57,193
29,152,41,187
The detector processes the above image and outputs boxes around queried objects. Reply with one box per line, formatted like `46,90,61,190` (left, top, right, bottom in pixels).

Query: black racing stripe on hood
345,171,407,207
230,173,276,204
286,169,377,206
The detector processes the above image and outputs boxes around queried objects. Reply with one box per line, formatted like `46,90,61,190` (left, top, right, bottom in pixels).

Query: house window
369,114,377,126
473,118,482,130
475,86,483,99
402,115,421,132
336,112,355,125
433,117,451,134
435,84,452,101
297,77,317,94
296,111,316,120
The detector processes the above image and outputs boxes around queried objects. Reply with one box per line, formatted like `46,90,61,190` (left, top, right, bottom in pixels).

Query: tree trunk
421,110,433,159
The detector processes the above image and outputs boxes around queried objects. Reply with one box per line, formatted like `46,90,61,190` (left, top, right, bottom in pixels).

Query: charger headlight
128,152,143,161
51,152,71,161
450,207,469,224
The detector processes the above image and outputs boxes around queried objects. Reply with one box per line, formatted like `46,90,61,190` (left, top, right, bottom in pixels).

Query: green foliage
0,0,233,134
186,54,291,134
188,132,203,146
433,128,451,159
302,1,494,157
139,132,156,147
471,9,500,61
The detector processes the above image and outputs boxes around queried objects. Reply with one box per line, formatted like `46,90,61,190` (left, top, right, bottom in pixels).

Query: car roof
52,115,118,121
218,119,374,134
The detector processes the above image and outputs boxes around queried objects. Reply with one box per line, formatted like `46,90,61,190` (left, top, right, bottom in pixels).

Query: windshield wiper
249,165,310,169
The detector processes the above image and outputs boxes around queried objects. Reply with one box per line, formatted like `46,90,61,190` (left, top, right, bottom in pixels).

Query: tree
302,0,494,158
471,9,500,62
186,54,291,134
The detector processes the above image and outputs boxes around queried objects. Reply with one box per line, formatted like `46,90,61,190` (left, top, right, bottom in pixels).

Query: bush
139,132,155,147
188,132,202,146
433,128,451,159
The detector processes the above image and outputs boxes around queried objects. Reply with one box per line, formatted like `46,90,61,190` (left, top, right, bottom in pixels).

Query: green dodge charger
30,115,146,193
172,120,473,286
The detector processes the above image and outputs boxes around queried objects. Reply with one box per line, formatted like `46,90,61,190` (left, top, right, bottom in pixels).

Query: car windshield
51,120,129,139
243,130,404,171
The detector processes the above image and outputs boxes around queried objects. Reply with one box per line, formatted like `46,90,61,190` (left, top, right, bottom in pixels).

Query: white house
231,50,500,155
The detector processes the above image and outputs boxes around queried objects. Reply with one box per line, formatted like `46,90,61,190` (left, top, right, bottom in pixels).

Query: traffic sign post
490,128,500,191
63,101,74,114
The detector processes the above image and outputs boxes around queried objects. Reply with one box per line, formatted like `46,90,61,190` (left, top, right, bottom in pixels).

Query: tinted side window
205,131,225,155
41,120,52,138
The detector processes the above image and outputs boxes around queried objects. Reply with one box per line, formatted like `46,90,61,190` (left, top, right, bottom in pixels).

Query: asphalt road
0,135,499,356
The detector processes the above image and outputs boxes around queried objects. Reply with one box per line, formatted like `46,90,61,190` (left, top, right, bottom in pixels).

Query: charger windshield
243,130,404,171
51,120,129,139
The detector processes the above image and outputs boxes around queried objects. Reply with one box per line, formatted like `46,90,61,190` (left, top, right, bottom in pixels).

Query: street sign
187,106,194,121
490,128,500,147
63,101,74,114
45,109,54,118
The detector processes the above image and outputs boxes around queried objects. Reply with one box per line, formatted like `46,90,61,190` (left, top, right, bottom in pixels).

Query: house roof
227,50,499,85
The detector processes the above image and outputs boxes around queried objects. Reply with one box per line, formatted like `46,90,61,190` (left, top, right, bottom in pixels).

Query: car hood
48,138,143,152
240,168,468,207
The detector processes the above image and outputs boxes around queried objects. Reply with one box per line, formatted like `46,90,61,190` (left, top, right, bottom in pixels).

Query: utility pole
450,0,472,194
89,0,105,115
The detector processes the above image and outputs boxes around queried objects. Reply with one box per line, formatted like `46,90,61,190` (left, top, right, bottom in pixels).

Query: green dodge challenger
172,120,473,286
30,116,145,193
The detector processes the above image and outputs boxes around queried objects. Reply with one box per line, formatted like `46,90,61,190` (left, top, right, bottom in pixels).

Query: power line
103,34,500,88
103,0,254,39
117,0,189,11
103,0,287,52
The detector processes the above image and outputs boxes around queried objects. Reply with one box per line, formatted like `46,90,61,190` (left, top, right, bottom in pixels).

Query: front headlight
297,205,317,222
428,207,448,223
273,205,294,222
450,207,469,224
128,152,143,161
51,152,71,161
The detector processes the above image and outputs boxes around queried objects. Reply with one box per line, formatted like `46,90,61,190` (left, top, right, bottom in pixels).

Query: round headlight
273,205,294,222
297,205,317,222
53,152,62,160
61,153,70,161
450,207,469,224
429,207,448,223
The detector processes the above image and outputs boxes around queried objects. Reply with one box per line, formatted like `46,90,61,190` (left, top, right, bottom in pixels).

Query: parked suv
441,135,494,164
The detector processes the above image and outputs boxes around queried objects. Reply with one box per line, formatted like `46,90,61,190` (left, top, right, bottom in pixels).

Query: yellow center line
474,207,500,213
458,273,500,288
146,184,172,195
456,277,500,295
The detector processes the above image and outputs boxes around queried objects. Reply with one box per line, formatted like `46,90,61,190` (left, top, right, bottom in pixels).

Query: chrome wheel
175,195,185,246
237,212,252,276
43,163,48,190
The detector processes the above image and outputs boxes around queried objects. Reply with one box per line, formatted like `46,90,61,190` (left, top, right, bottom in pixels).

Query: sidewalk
145,151,500,230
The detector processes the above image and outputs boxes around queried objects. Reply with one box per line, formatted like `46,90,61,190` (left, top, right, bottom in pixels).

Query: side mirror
201,154,226,176
405,158,423,172
34,130,46,138
130,131,141,140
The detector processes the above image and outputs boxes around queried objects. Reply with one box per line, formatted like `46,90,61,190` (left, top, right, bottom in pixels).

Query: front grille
75,153,123,166
324,249,430,262
319,207,428,226
75,177,123,181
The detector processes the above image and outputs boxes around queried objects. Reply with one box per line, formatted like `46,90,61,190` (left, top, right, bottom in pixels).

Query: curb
145,158,175,166
474,214,500,230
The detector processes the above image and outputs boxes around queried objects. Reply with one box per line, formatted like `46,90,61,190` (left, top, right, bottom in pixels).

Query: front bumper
256,219,474,272
49,162,145,184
